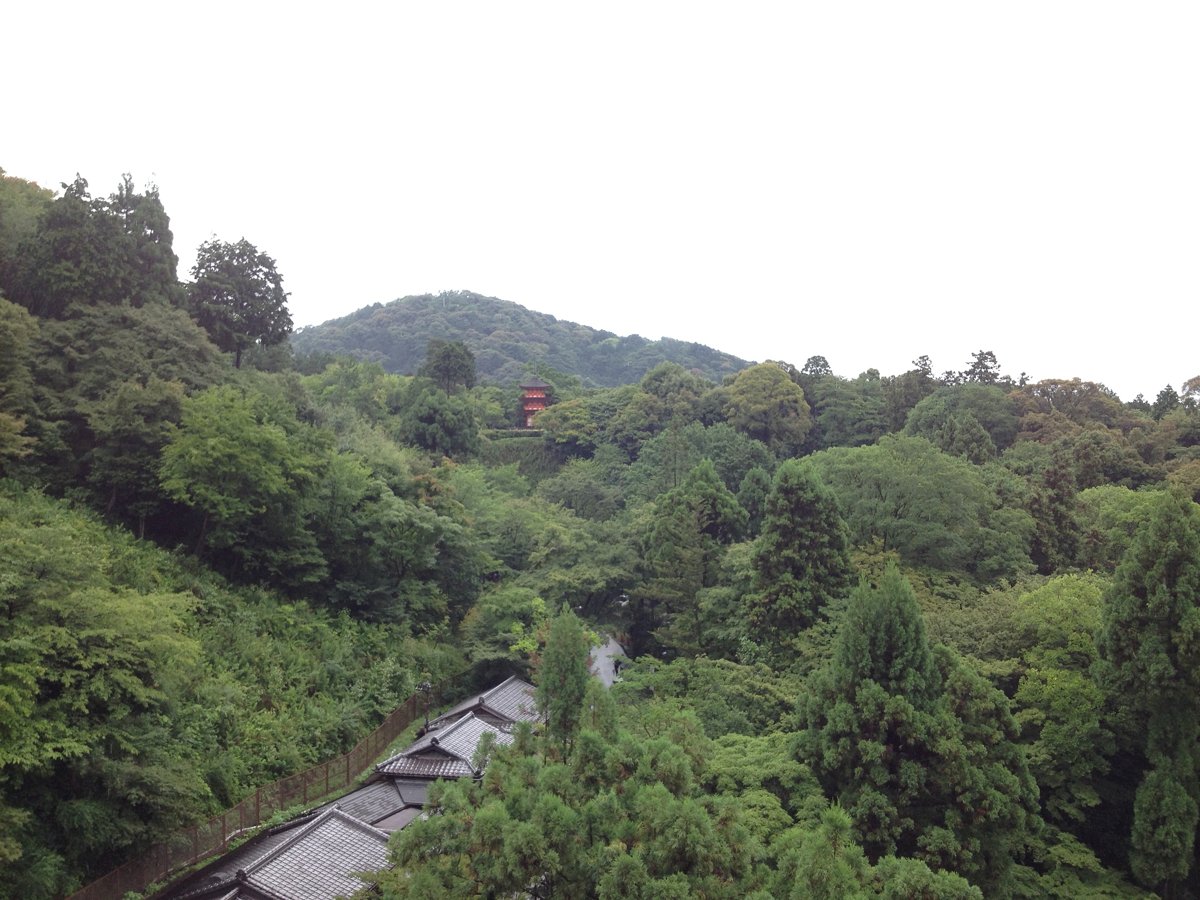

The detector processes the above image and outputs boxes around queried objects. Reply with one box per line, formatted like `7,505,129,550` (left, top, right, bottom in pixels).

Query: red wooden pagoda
520,377,550,427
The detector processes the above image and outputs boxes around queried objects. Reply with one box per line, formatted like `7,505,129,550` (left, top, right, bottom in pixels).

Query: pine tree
745,459,851,658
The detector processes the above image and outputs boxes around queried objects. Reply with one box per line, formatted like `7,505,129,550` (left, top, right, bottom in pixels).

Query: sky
6,2,1198,401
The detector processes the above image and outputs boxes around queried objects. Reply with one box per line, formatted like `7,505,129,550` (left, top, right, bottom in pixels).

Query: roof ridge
326,806,392,842
483,674,518,699
378,711,489,770
242,806,351,875
423,710,487,748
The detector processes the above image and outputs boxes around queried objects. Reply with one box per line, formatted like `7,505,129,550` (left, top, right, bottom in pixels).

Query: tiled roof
376,754,476,780
318,779,403,825
162,676,536,899
239,808,390,900
376,713,514,778
167,817,316,899
428,676,539,730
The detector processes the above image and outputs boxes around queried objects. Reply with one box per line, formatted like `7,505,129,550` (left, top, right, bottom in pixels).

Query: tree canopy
189,237,292,367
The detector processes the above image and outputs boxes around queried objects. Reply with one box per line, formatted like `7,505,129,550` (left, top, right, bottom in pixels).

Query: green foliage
1076,485,1165,571
627,421,773,502
834,567,939,706
745,459,851,658
1098,490,1200,889
723,362,813,456
0,297,39,470
810,436,1034,581
160,384,314,560
419,338,476,395
0,169,53,293
85,376,184,534
397,380,480,457
9,175,184,318
22,302,224,487
536,607,593,754
0,484,434,895
800,567,1038,894
536,456,624,520
290,290,750,387
461,586,547,678
301,358,407,424
616,657,801,739
803,369,889,452
905,384,1019,453
379,719,759,898
188,237,292,368
1012,575,1113,829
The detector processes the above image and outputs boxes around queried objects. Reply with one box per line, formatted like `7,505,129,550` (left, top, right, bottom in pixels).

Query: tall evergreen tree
800,565,1037,893
800,567,943,858
745,459,851,658
1098,490,1200,890
536,606,592,755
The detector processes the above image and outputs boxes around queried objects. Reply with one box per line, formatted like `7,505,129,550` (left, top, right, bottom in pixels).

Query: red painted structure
520,377,550,427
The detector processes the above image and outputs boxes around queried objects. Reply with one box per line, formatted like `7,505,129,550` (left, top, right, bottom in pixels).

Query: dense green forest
288,291,752,387
3,167,1200,898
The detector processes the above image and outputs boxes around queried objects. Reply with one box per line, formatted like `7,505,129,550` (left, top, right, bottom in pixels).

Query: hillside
288,290,752,386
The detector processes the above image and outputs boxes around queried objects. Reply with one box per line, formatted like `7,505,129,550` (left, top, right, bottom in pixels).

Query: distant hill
289,291,752,387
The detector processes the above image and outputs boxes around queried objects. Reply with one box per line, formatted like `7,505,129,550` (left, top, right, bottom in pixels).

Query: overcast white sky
6,2,1198,400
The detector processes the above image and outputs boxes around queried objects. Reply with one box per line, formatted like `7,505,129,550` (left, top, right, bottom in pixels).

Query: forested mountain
4,167,1200,898
288,290,752,387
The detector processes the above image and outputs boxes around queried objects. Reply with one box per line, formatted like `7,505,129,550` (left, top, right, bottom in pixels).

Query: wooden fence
67,675,464,900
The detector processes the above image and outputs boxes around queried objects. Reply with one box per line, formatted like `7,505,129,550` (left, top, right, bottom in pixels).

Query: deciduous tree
188,237,291,368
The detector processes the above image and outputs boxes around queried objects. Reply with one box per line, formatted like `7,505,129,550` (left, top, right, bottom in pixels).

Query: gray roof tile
241,808,390,900
166,817,315,899
428,676,538,729
376,713,514,779
318,779,403,825
377,754,475,780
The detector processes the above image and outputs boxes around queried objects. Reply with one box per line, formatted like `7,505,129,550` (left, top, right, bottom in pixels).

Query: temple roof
427,675,539,731
376,712,514,779
167,809,389,900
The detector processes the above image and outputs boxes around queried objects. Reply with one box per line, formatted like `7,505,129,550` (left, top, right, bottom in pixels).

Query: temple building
520,377,551,427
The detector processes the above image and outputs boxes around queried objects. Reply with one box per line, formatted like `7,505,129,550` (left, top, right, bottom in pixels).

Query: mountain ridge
288,290,753,387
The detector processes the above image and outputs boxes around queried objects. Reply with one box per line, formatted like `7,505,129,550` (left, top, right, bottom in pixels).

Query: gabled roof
376,712,514,779
427,675,539,731
167,816,318,899
317,778,404,826
237,808,390,900
166,809,389,900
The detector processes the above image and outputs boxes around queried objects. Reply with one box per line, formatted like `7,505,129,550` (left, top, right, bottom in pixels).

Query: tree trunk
193,511,209,557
